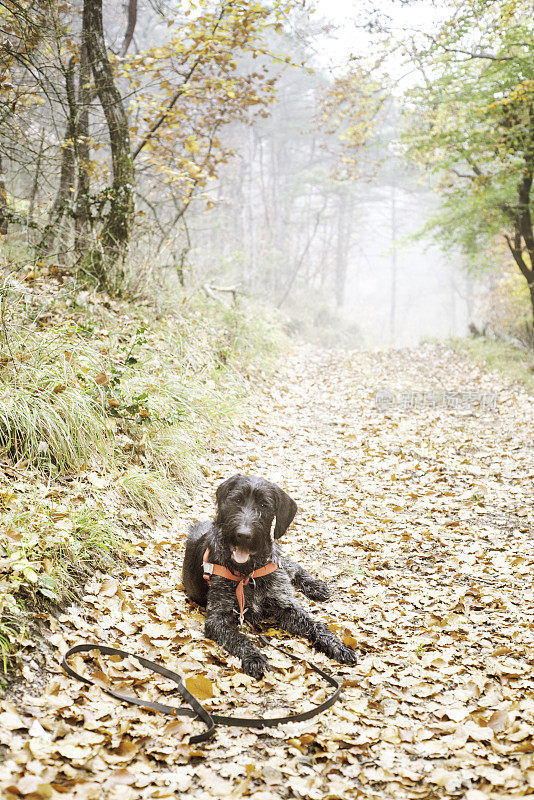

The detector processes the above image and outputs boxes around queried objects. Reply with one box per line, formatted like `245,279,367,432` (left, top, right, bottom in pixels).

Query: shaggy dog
182,474,357,678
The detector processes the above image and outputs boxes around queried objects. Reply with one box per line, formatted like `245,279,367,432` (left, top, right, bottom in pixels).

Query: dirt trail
1,343,533,799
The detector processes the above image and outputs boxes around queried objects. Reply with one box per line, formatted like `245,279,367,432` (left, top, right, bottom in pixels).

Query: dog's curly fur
182,473,357,678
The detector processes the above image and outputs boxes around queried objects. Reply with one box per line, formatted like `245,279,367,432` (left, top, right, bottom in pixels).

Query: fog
342,185,472,346
309,0,472,346
181,108,472,348
169,2,475,348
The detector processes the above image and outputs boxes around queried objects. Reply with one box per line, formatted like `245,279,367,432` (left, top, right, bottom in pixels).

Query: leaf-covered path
2,343,534,799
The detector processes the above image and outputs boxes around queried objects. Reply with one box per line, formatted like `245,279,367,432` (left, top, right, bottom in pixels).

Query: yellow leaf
185,674,213,701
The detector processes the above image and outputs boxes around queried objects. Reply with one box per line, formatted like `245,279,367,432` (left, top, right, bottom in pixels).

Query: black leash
61,636,343,744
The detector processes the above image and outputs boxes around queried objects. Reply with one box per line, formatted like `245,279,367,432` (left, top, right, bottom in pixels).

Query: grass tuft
0,618,21,677
0,325,109,473
144,424,204,488
119,466,177,518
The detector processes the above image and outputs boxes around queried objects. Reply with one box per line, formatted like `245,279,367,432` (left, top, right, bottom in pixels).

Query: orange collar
202,547,278,624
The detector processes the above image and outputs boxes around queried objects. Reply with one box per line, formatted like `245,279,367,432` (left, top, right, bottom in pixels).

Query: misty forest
0,0,533,797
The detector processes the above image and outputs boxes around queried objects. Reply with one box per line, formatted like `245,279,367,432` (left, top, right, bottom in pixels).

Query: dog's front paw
323,639,358,666
335,642,358,666
242,651,269,680
300,577,330,602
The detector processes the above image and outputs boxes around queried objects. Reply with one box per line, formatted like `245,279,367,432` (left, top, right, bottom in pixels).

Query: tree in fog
0,0,300,293
402,0,534,327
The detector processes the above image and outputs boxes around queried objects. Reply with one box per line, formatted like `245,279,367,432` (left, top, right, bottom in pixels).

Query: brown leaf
95,371,110,386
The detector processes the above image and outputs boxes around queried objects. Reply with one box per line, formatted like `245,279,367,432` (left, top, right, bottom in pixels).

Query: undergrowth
449,336,534,394
0,268,287,681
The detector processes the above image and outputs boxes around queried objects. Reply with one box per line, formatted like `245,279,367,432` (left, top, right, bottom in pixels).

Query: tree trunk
246,126,256,288
83,0,134,291
28,129,45,224
505,225,534,318
277,200,327,309
505,158,534,330
121,0,137,57
334,191,352,309
517,109,534,328
0,151,8,236
38,57,77,256
389,183,397,339
74,35,91,255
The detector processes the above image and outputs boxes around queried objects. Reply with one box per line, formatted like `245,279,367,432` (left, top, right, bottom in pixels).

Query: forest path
2,342,534,799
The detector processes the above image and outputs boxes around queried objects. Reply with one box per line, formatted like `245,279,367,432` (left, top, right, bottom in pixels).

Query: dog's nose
236,527,253,542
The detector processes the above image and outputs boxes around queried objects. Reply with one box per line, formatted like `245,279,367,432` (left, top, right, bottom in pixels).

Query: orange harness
203,547,278,624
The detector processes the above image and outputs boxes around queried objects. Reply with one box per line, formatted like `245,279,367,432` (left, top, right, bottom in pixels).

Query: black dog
182,474,357,678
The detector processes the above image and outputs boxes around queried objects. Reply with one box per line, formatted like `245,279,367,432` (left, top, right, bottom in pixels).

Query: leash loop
61,643,215,743
61,637,343,744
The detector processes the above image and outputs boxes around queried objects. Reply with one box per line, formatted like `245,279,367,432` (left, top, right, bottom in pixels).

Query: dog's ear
273,484,297,539
215,474,243,508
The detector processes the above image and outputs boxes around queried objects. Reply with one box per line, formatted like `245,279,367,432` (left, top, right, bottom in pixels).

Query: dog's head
215,473,297,571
